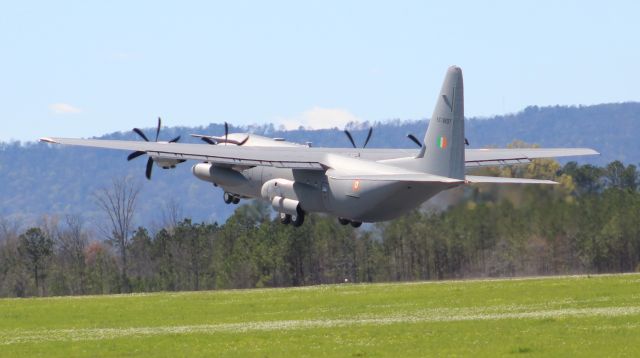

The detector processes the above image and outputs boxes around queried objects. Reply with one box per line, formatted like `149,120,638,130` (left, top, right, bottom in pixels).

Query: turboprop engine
191,163,248,187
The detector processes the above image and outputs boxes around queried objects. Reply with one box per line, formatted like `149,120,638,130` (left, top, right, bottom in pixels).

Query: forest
1,158,638,298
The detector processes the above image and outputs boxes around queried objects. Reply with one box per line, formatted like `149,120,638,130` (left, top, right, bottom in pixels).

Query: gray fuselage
195,164,458,222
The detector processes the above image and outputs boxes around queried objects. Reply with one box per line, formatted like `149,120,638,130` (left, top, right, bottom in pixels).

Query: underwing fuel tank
192,163,248,187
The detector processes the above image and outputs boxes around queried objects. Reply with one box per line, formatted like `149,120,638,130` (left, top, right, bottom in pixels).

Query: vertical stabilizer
418,66,465,179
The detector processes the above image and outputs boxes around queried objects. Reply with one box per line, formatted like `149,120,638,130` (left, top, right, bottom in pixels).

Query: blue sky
1,1,638,141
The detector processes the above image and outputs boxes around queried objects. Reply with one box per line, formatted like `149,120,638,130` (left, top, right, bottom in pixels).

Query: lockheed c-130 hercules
41,66,598,228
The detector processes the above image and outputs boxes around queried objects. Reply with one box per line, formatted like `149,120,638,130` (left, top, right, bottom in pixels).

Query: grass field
1,274,639,357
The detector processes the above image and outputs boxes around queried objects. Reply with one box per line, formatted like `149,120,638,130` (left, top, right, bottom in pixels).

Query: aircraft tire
338,218,350,225
350,221,362,228
223,192,233,204
280,213,292,225
232,196,240,204
292,210,305,227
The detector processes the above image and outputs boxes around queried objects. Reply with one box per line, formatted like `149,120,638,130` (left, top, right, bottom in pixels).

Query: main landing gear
338,217,362,228
279,209,305,227
223,192,240,205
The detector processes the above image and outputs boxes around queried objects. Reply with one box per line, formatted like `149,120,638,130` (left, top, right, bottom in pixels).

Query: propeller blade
155,117,162,142
127,151,146,161
238,135,249,146
133,128,149,142
465,138,470,146
201,137,216,145
224,122,229,146
169,135,181,143
145,157,154,180
344,130,356,148
363,127,373,148
407,134,422,148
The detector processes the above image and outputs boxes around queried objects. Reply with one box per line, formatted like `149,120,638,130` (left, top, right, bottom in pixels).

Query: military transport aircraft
41,66,598,228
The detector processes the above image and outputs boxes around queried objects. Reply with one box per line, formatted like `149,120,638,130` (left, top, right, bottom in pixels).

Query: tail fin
418,66,465,180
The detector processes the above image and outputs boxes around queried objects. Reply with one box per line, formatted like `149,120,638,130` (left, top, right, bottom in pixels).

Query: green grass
1,274,640,357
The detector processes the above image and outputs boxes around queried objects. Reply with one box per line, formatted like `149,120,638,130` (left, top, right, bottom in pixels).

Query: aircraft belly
327,178,448,222
223,165,451,222
359,185,443,222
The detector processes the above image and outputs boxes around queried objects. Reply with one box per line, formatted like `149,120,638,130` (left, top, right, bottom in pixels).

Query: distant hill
1,102,637,227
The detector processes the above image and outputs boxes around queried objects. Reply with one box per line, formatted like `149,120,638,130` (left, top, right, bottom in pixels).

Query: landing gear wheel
291,208,305,227
232,196,240,204
223,192,233,204
350,221,362,228
338,218,350,226
280,212,292,225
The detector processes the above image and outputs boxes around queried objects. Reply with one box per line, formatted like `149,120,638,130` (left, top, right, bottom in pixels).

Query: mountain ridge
1,102,637,227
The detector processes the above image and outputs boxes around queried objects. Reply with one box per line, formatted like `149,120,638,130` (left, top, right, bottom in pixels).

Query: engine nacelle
154,158,183,169
192,163,248,187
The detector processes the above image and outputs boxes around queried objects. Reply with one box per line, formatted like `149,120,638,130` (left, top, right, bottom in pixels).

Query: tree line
1,159,639,297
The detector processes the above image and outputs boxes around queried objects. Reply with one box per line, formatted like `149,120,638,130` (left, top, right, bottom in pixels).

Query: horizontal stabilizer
466,175,558,185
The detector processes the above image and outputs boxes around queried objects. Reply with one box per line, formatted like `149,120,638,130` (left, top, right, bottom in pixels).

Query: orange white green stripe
437,136,447,149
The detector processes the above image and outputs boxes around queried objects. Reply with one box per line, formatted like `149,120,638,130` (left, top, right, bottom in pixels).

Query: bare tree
0,216,26,297
56,214,89,294
0,216,21,244
95,177,141,293
160,197,183,234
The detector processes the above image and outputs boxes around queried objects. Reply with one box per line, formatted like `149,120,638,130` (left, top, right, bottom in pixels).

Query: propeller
407,133,423,148
405,134,470,147
200,137,216,145
128,117,181,180
344,130,356,148
224,122,229,146
344,127,373,148
194,122,249,146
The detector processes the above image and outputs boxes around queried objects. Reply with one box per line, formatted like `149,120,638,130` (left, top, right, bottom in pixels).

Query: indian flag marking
438,136,447,149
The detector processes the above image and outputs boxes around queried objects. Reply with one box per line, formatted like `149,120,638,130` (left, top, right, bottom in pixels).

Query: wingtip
581,148,600,156
39,137,59,144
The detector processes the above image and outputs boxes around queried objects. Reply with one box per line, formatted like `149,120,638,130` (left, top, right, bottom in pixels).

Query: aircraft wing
328,172,463,183
316,147,599,165
41,137,327,170
40,137,598,171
